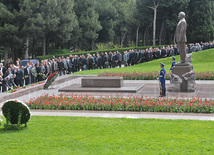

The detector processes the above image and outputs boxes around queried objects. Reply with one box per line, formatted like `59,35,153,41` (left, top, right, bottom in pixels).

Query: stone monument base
169,62,196,92
58,83,144,93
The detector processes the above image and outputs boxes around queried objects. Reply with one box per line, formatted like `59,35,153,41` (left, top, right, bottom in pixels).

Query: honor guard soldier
159,62,166,97
170,56,176,71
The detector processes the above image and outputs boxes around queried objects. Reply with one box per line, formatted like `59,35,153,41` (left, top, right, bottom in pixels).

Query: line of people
0,41,213,93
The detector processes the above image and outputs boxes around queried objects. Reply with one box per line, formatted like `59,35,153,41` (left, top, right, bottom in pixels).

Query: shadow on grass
0,123,28,132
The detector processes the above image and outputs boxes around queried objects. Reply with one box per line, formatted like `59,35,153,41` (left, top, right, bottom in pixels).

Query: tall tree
18,0,44,59
147,0,160,46
96,0,118,43
158,0,190,44
187,0,214,42
74,0,102,50
0,2,19,64
114,0,138,48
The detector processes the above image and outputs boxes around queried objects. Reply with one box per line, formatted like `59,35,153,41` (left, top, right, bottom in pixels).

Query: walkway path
1,110,213,121
0,74,214,121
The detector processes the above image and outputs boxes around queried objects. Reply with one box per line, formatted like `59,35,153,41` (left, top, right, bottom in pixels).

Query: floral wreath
43,72,59,89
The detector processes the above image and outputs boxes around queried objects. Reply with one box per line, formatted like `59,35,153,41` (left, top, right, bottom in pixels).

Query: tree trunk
121,31,128,48
147,0,159,46
46,39,48,55
25,36,29,59
43,36,46,56
4,46,9,66
144,25,151,46
32,38,35,59
92,39,94,50
153,8,157,46
12,48,15,62
169,34,174,44
159,21,165,45
143,29,147,46
75,41,79,52
136,26,140,47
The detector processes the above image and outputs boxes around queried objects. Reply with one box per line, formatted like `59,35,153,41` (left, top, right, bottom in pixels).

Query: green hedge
35,45,168,60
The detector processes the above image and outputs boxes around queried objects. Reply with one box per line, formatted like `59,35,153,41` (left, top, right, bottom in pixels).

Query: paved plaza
0,75,214,121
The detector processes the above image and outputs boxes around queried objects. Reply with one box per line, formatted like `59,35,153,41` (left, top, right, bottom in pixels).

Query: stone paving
0,75,214,121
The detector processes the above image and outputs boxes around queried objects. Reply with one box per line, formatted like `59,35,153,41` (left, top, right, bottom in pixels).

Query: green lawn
0,116,214,154
73,49,214,75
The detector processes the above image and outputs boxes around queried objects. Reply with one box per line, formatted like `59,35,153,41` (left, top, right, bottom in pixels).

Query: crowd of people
0,41,213,93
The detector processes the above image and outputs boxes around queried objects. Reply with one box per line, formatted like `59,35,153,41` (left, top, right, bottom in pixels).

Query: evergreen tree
74,0,102,50
0,2,19,64
95,0,117,43
187,0,214,42
18,0,44,58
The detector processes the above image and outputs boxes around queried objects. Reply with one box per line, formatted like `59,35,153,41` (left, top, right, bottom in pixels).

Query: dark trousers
25,77,30,85
17,79,24,87
160,79,166,90
109,61,112,68
118,61,121,67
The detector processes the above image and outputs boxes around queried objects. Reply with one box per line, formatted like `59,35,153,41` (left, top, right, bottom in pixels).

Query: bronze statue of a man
175,12,187,63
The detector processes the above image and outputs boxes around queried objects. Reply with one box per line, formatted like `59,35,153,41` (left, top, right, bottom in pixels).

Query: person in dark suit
73,56,78,72
103,53,108,68
96,54,102,69
144,49,149,62
36,63,41,82
0,63,6,78
101,52,105,69
161,47,167,58
58,58,64,76
4,67,12,78
118,52,122,67
2,76,10,92
88,55,93,70
69,55,73,73
123,51,128,67
127,50,132,66
108,52,112,68
30,64,37,84
7,74,17,88
112,52,116,68
16,67,24,86
24,64,31,85
81,55,87,70
0,76,4,92
155,48,161,59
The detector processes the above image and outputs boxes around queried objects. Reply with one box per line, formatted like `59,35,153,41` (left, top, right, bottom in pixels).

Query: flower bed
44,72,58,89
97,72,214,80
26,94,214,113
7,81,45,93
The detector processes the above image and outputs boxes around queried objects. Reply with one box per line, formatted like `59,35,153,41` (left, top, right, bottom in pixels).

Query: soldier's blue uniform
159,62,166,97
170,56,176,71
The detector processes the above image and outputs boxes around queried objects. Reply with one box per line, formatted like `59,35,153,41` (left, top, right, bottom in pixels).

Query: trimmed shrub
2,100,31,130
35,45,168,60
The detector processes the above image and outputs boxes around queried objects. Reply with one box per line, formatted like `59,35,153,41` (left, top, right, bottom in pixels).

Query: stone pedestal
172,63,192,91
82,77,123,87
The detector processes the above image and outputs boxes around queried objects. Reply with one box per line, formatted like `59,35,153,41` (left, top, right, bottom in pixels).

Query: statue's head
178,12,185,20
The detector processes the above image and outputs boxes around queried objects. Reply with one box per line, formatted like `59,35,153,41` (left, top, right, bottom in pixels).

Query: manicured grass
0,116,214,154
73,49,214,75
